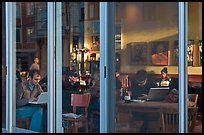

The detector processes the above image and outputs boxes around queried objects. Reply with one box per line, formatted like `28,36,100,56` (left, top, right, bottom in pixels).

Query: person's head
161,67,168,78
34,57,39,64
68,71,79,82
135,69,148,86
28,70,41,85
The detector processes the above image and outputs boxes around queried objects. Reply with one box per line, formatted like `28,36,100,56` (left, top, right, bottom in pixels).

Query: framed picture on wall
128,42,147,65
150,41,169,66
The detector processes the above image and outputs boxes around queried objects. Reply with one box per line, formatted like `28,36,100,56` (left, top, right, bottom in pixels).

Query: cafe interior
2,2,202,133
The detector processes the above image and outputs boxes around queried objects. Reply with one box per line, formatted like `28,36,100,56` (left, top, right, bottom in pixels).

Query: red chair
62,93,91,133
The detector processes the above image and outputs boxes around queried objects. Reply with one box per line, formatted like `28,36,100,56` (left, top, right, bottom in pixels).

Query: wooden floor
193,114,202,133
115,113,202,133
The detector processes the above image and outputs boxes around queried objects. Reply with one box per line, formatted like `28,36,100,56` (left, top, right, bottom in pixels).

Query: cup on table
124,95,131,103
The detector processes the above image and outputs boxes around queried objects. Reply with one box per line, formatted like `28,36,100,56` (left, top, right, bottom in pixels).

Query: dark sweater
131,79,157,99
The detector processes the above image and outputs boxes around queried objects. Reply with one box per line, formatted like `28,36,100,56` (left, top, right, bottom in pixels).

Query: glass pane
2,2,6,129
61,2,100,133
187,2,202,133
15,2,47,133
115,2,179,133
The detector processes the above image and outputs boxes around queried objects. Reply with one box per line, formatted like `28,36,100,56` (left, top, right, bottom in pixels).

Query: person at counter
130,69,157,133
16,70,44,132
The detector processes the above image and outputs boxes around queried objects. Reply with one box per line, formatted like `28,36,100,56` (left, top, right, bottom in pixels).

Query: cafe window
115,2,180,133
3,2,201,133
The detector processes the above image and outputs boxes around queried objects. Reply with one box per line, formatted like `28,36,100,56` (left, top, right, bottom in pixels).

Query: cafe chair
62,93,91,133
160,107,179,133
188,107,198,133
188,94,198,107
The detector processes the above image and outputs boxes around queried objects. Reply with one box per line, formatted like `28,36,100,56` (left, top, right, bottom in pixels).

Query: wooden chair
188,94,198,107
160,107,179,133
62,93,91,133
188,107,198,133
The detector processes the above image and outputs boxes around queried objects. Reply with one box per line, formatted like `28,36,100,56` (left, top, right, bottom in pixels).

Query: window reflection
61,2,100,133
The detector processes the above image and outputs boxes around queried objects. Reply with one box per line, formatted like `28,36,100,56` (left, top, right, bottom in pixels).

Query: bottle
120,88,123,100
123,88,128,100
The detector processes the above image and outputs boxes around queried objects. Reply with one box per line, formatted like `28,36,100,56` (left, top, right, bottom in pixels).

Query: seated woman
157,67,171,86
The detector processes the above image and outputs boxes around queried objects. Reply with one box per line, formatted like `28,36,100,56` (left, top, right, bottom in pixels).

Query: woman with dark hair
160,67,171,82
157,67,171,86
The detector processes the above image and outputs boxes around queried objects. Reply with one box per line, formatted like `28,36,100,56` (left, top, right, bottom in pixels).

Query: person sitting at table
157,67,171,86
88,71,100,117
130,69,157,133
131,69,157,100
16,70,44,132
67,71,80,91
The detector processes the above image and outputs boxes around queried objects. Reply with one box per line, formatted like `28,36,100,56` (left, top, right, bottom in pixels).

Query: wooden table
116,100,178,133
117,100,178,112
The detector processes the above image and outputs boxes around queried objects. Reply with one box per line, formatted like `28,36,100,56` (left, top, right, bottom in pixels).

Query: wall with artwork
119,2,202,75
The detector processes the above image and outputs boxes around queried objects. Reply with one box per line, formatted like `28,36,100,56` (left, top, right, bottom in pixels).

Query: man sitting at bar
16,70,44,132
130,69,157,133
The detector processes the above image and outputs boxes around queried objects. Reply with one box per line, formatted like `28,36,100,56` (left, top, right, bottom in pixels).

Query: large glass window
187,2,202,133
61,2,100,133
15,2,48,133
114,2,179,133
2,2,202,133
